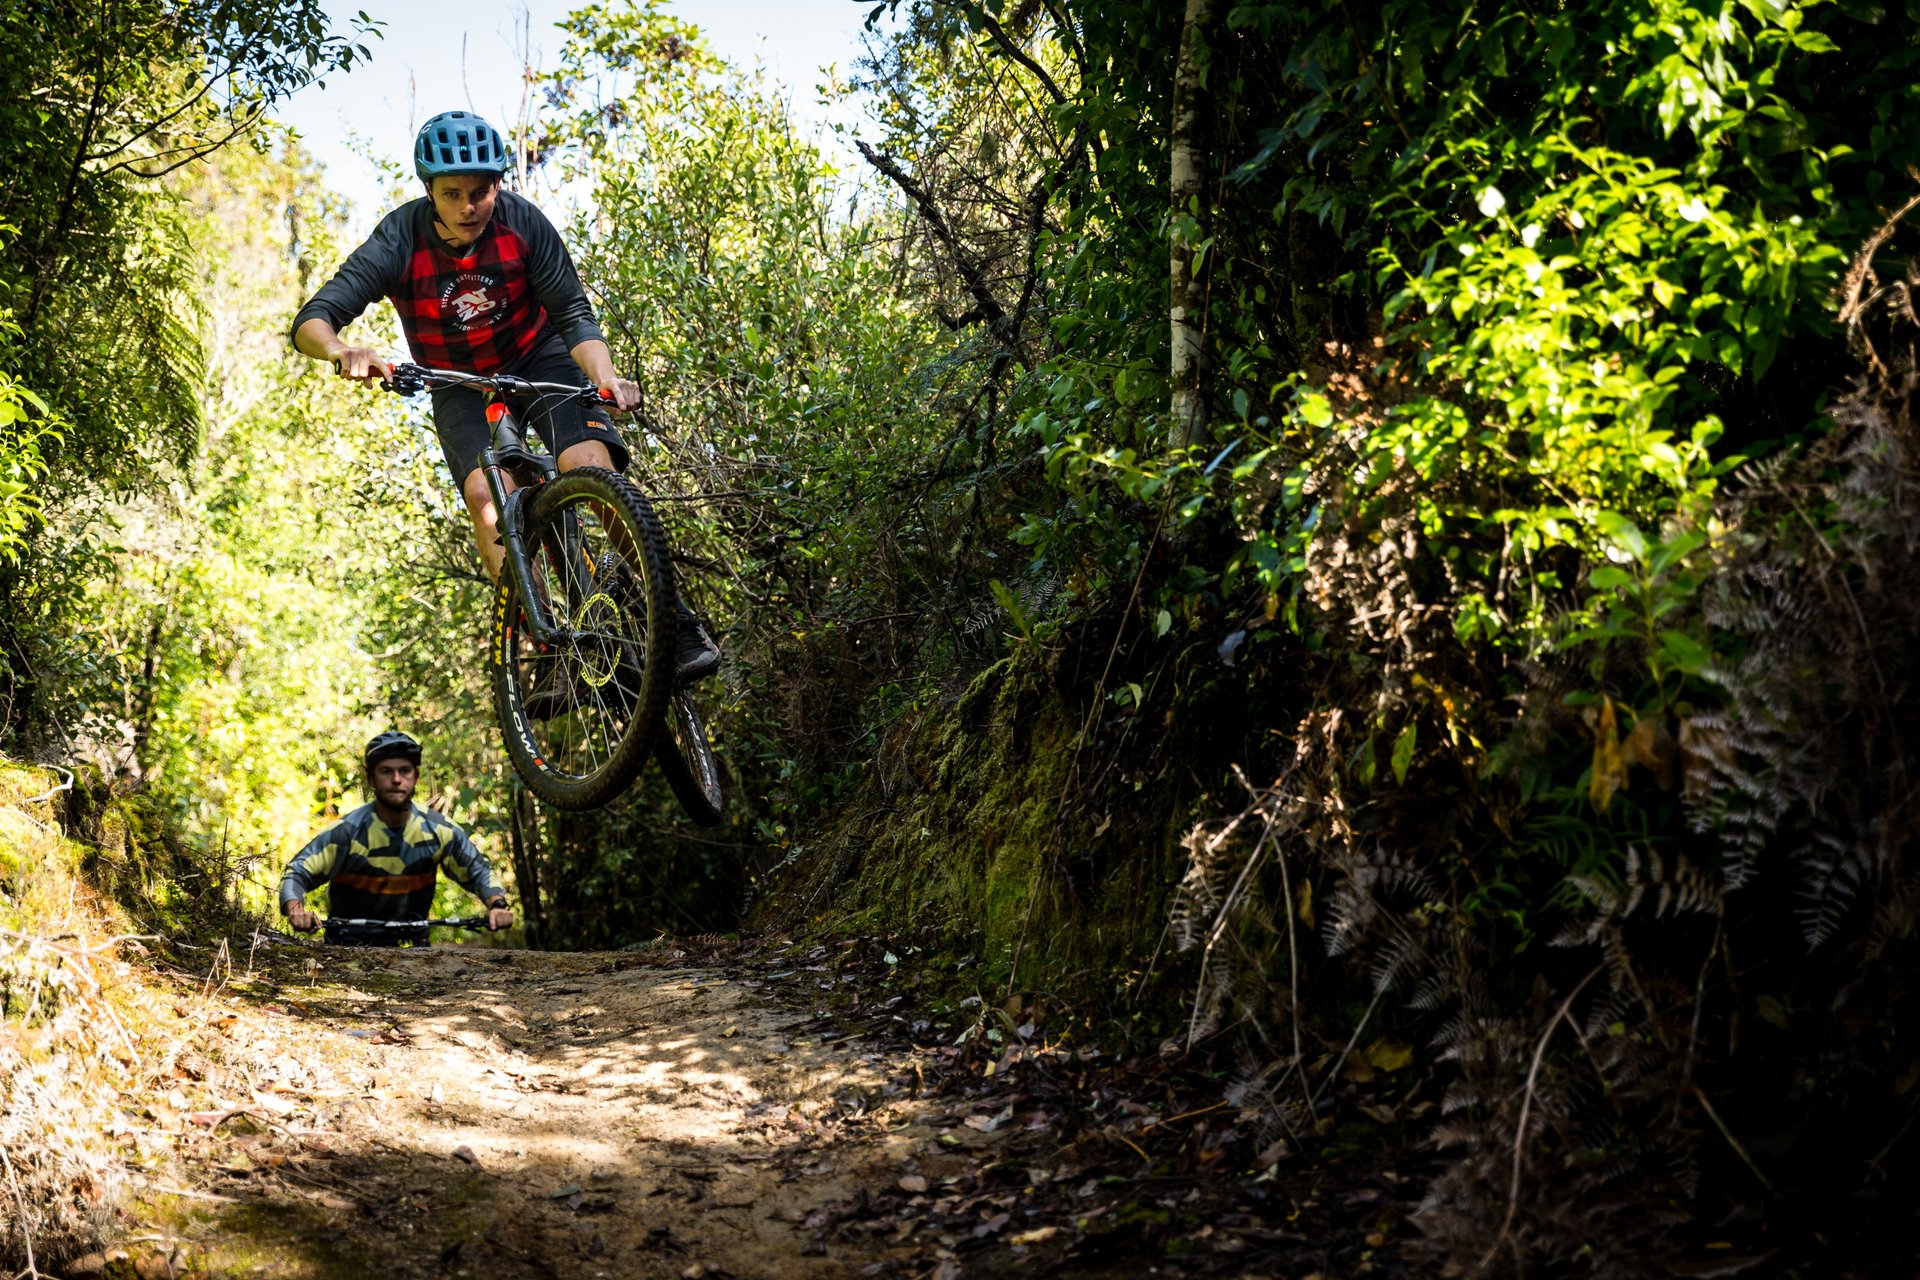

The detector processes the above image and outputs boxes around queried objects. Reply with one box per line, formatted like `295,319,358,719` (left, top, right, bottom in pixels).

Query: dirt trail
102,944,938,1280
81,939,1398,1280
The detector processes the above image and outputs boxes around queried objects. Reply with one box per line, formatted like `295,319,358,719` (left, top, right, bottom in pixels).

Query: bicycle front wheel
491,467,676,811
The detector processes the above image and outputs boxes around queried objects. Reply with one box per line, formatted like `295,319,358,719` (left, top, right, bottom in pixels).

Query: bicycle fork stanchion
482,399,568,647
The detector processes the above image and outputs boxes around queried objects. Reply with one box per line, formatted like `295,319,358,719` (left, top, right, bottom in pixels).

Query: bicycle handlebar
377,361,614,404
322,915,492,930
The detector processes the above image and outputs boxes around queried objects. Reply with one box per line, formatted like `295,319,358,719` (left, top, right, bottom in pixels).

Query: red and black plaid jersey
391,221,548,371
290,189,605,373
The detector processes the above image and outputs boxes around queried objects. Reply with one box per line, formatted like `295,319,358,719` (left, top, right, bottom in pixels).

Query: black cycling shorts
428,332,629,485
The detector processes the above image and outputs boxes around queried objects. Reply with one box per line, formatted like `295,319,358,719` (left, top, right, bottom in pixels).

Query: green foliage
846,3,1920,1268
0,340,57,566
37,141,425,872
0,0,374,731
518,3,993,916
0,0,372,487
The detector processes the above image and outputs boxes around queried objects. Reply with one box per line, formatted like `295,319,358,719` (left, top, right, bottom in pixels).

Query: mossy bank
763,636,1278,1035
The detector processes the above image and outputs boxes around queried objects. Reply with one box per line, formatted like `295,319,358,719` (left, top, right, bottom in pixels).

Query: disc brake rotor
570,590,622,689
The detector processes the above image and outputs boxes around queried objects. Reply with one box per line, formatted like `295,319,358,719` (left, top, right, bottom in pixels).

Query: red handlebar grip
599,387,615,401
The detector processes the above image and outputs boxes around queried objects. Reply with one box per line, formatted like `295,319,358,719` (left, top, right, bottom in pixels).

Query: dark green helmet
414,111,508,182
364,729,422,771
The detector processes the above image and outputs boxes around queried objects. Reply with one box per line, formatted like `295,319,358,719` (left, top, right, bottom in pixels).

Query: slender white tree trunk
1169,0,1218,450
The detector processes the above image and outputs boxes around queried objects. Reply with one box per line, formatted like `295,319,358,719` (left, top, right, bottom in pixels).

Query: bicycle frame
387,364,606,649
379,359,704,812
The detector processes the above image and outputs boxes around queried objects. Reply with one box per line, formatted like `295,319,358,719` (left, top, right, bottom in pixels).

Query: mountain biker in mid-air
280,731,512,946
288,109,720,705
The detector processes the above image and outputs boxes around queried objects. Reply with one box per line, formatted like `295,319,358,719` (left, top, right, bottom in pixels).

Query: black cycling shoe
522,655,583,722
585,552,718,685
676,612,722,684
523,653,641,721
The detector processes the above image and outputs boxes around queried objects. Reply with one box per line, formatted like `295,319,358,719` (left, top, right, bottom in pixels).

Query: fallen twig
1476,964,1605,1277
1691,1085,1774,1193
0,1143,40,1279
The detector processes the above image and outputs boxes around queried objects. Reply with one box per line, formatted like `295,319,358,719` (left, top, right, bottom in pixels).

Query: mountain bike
379,362,725,821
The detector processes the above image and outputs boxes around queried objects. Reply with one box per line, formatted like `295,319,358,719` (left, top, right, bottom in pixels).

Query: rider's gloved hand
284,899,320,933
486,900,515,932
331,346,393,383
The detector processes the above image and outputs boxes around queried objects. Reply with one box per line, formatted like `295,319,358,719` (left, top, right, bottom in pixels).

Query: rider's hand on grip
487,904,515,932
330,346,392,384
286,901,320,933
597,378,641,412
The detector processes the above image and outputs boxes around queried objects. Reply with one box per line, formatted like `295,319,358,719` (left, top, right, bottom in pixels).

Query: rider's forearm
570,339,618,387
294,317,349,363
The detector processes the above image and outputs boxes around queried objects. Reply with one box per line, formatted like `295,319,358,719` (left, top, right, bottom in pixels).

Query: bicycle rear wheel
492,467,676,811
657,686,725,826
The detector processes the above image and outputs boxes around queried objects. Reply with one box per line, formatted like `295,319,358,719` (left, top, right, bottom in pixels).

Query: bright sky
276,0,881,232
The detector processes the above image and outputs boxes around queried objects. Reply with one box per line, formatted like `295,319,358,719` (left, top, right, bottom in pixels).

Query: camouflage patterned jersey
278,803,503,942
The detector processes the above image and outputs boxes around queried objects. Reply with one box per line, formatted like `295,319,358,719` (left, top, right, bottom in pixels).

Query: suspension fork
482,397,567,646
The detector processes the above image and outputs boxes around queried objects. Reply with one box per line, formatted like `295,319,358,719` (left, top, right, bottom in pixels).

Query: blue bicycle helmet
414,111,509,182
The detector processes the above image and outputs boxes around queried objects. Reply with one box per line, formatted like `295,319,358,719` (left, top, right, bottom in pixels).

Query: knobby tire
656,687,725,826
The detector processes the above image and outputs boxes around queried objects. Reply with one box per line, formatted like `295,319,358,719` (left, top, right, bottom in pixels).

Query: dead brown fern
1164,195,1920,1280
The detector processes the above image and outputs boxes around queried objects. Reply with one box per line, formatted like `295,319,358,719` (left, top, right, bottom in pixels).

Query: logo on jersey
439,272,504,329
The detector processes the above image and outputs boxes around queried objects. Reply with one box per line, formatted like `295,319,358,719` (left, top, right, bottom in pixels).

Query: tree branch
24,58,109,331
856,139,1014,349
1037,0,1089,79
83,53,248,164
110,106,272,179
969,4,1068,106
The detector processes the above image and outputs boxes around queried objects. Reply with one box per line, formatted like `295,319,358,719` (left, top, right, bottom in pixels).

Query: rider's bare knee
556,439,615,473
461,471,498,522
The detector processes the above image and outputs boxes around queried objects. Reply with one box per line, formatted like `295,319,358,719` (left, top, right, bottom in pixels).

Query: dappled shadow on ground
94,943,920,1280
87,939,1424,1280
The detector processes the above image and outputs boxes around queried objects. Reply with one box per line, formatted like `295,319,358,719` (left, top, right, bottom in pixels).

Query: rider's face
369,759,418,811
428,175,500,247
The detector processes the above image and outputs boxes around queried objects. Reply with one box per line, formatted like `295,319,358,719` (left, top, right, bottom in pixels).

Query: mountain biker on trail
280,730,512,946
289,109,720,688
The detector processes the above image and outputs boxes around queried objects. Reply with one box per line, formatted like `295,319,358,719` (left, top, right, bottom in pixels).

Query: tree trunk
129,604,167,777
508,786,546,949
1168,0,1218,450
